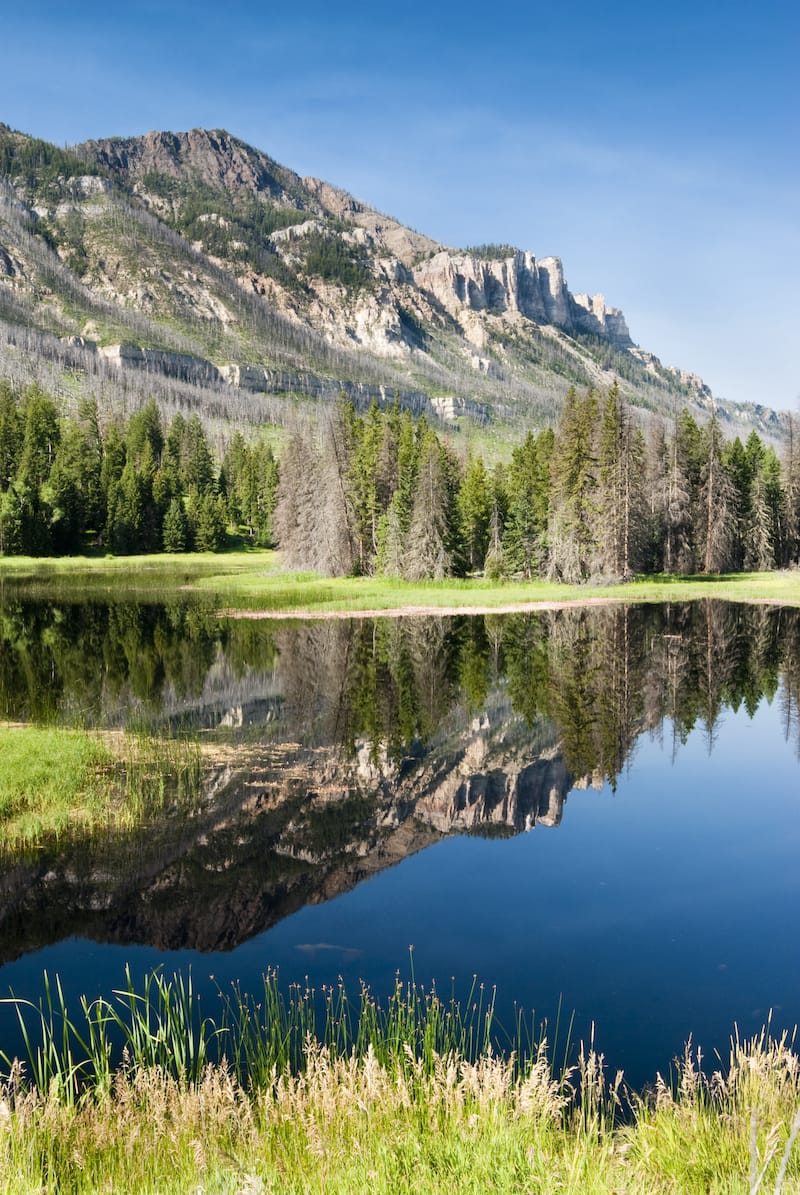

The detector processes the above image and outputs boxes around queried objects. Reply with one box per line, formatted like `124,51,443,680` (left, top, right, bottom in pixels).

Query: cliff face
414,251,569,325
413,251,632,346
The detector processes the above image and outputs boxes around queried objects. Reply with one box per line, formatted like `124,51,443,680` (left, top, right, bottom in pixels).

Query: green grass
2,550,799,613
0,726,114,845
0,725,202,851
0,971,798,1193
0,547,271,582
204,563,800,615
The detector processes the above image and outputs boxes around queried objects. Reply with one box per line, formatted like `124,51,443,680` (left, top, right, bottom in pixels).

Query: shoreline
218,593,795,620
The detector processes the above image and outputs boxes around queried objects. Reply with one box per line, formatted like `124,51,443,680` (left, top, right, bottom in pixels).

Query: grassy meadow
1,548,799,613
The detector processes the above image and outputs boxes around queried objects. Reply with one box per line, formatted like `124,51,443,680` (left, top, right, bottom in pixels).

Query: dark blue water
1,600,799,1088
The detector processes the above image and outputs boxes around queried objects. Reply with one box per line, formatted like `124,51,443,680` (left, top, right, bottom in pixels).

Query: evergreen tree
126,399,164,471
597,384,643,577
548,387,600,581
17,385,60,493
502,431,551,578
192,492,228,552
404,433,455,580
182,414,215,495
483,465,508,580
660,423,694,574
162,497,189,552
0,383,22,493
458,453,491,572
744,465,776,571
106,461,145,555
0,487,23,555
348,401,383,573
782,413,800,565
47,427,85,553
698,412,737,573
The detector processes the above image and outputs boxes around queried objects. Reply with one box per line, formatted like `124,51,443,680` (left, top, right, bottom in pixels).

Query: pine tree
0,487,23,555
548,387,600,581
182,414,215,495
0,383,22,494
661,425,694,574
17,385,60,493
458,453,491,572
782,413,800,565
162,497,189,552
106,461,144,555
744,466,775,571
502,431,551,578
483,464,508,580
273,428,316,568
192,492,227,552
597,384,643,577
47,427,85,553
404,434,454,580
126,399,163,472
348,401,383,573
698,412,737,574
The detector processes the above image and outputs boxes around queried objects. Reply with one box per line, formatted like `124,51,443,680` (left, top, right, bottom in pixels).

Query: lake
1,594,799,1088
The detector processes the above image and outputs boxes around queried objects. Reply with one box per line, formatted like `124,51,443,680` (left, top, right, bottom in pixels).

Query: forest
1,374,799,578
275,385,800,580
0,381,277,556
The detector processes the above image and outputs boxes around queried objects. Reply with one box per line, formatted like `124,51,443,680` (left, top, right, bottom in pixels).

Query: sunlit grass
2,550,798,613
0,725,202,851
0,971,798,1193
206,564,800,615
0,726,113,845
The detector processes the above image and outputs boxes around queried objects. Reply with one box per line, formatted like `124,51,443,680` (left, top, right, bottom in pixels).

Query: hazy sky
2,0,797,409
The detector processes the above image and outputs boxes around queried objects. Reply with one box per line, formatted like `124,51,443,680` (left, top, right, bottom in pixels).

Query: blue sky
2,0,798,410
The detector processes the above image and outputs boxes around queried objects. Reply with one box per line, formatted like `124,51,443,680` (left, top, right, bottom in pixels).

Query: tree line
1,377,799,578
275,387,800,580
0,383,277,555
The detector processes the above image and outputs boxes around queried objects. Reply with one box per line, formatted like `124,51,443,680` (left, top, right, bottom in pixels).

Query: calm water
1,595,799,1087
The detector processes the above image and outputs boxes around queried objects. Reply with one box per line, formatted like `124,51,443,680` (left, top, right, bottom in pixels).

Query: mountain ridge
0,122,787,443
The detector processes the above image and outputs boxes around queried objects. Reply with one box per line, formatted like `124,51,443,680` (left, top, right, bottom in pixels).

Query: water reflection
0,597,799,967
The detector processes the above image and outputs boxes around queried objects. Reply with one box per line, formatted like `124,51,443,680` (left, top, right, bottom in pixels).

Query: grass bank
0,725,202,851
209,566,800,617
0,972,798,1193
0,549,271,600
2,549,799,614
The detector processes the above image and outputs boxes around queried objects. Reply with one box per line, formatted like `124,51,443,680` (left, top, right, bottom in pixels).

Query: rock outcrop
573,292,632,344
413,250,573,327
0,121,778,442
82,128,305,207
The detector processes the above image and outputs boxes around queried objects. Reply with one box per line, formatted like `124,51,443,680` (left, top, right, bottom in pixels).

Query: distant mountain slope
0,122,786,442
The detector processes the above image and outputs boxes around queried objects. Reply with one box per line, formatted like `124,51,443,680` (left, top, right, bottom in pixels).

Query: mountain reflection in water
1,598,799,965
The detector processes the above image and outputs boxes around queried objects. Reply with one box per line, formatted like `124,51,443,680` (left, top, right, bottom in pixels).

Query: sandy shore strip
218,596,645,620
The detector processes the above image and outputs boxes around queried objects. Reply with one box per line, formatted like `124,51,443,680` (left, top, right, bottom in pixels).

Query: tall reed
1,972,799,1193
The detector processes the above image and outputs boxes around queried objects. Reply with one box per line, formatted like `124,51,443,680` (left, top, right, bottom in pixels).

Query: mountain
0,123,785,442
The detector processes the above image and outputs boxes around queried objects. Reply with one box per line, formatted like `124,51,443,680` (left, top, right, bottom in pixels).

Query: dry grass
1,988,799,1193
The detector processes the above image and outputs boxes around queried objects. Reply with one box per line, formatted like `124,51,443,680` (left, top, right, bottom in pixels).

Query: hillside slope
0,123,784,442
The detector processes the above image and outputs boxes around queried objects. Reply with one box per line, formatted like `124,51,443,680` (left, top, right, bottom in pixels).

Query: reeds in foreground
0,971,798,1194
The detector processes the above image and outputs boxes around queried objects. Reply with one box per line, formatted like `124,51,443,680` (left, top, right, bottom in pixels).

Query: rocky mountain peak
77,127,306,206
